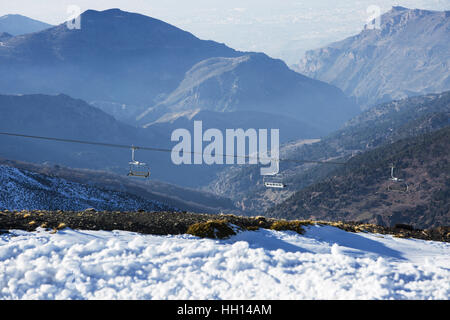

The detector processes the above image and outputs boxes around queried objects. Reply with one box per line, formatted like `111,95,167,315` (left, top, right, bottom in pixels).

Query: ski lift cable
0,131,346,166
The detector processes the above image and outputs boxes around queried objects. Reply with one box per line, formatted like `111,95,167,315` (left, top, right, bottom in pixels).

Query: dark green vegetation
1,210,448,242
208,91,450,221
268,126,450,228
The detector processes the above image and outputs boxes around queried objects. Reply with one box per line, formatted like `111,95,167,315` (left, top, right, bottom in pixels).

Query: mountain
0,158,238,214
138,54,360,132
0,14,52,35
0,93,245,210
295,7,450,108
0,93,220,188
0,165,172,212
294,91,450,162
0,9,241,107
0,8,358,135
145,109,322,143
0,32,12,41
206,91,450,214
0,93,154,169
267,126,450,229
89,100,149,126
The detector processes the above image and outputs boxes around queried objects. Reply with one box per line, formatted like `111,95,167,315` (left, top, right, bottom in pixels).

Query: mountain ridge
0,9,241,106
138,53,359,132
295,6,450,108
0,157,238,214
205,91,450,214
267,126,450,229
0,14,52,36
0,164,172,212
0,93,236,188
0,8,358,136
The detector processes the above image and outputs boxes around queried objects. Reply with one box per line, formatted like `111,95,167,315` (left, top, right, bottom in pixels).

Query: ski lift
127,146,150,178
387,163,408,192
262,161,286,189
263,175,286,188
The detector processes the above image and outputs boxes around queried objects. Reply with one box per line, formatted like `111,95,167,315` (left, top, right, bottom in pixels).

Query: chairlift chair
262,161,286,189
263,175,286,188
127,146,150,178
387,164,408,192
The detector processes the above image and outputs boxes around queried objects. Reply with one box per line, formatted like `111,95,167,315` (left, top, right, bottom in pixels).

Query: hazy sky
1,0,449,64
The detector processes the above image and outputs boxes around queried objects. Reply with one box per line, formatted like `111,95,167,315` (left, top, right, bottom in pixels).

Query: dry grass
1,210,448,242
57,222,66,229
269,220,313,235
186,220,236,239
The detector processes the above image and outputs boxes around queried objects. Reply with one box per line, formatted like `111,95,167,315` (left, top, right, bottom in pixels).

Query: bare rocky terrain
295,7,450,108
0,209,448,242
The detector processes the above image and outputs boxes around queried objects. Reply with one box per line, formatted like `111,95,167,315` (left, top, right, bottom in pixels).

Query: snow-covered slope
0,225,448,299
0,165,172,212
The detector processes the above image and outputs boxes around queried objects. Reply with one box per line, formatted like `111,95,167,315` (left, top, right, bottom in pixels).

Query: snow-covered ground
0,225,449,300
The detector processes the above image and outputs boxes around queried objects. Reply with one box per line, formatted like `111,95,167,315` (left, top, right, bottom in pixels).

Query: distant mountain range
0,14,52,36
0,8,358,136
0,9,239,105
295,6,450,108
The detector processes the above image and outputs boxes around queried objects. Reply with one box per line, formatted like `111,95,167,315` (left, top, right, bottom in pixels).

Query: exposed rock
295,7,450,108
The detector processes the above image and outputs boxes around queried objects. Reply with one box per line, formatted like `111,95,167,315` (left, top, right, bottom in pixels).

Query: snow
0,225,449,300
0,165,171,212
